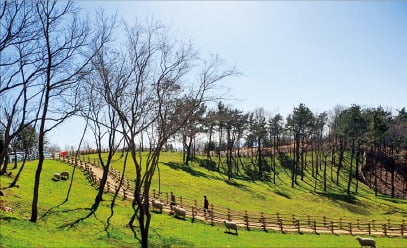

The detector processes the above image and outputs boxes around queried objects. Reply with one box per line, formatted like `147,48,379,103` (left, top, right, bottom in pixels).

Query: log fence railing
56,154,406,237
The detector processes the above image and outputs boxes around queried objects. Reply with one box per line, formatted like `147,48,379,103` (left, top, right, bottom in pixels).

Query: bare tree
0,0,42,174
76,10,119,213
29,0,93,223
95,20,236,247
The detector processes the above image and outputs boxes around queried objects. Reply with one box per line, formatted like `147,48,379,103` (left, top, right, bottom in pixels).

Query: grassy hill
93,151,407,220
0,153,406,247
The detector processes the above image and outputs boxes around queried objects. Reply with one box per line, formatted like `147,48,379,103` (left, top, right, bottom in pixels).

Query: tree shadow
274,190,291,199
40,199,70,220
151,227,194,247
278,153,296,179
164,162,217,180
315,192,371,215
57,208,97,229
224,179,250,191
316,192,358,204
0,216,18,221
278,153,295,171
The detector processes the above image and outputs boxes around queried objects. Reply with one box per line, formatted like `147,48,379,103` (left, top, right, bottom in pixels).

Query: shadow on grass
164,162,219,181
224,179,248,189
151,228,194,247
173,215,186,221
57,208,97,229
316,192,358,204
224,231,239,236
316,192,371,215
0,216,18,221
278,153,295,171
274,190,291,199
376,195,407,204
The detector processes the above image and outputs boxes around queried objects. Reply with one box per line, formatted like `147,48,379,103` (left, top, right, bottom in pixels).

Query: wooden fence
58,155,133,200
149,189,406,237
56,155,406,237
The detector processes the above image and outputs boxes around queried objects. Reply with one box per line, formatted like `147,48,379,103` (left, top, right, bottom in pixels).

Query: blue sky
49,1,407,148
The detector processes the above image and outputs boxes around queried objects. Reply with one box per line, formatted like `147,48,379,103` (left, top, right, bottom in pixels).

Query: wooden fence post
339,218,343,230
123,189,127,200
153,189,156,198
357,219,360,229
401,223,405,237
192,206,195,222
166,192,169,205
261,212,266,232
297,220,301,233
244,210,249,231
372,220,376,230
210,204,214,226
383,224,387,237
349,223,352,235
278,218,283,233
368,222,371,235
228,208,231,221
323,216,327,227
313,220,317,234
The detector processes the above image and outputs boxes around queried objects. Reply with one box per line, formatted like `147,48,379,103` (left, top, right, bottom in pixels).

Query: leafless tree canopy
1,1,236,246
81,18,236,246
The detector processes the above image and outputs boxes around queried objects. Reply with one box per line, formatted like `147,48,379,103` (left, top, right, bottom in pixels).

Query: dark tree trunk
10,154,28,187
391,158,395,198
331,142,335,182
336,140,345,186
323,153,327,191
185,135,193,165
226,126,232,180
217,124,223,172
355,149,360,193
207,125,213,159
300,136,305,181
347,143,355,195
257,137,262,180
273,133,277,184
374,147,378,196
92,165,109,210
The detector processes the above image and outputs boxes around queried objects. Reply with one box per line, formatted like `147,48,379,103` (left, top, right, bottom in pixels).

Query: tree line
178,102,407,197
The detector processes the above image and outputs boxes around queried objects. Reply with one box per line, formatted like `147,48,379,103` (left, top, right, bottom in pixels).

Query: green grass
88,152,407,221
0,154,406,247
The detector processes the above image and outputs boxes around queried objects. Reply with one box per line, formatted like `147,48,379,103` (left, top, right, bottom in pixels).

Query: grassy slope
94,152,407,220
0,155,405,247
